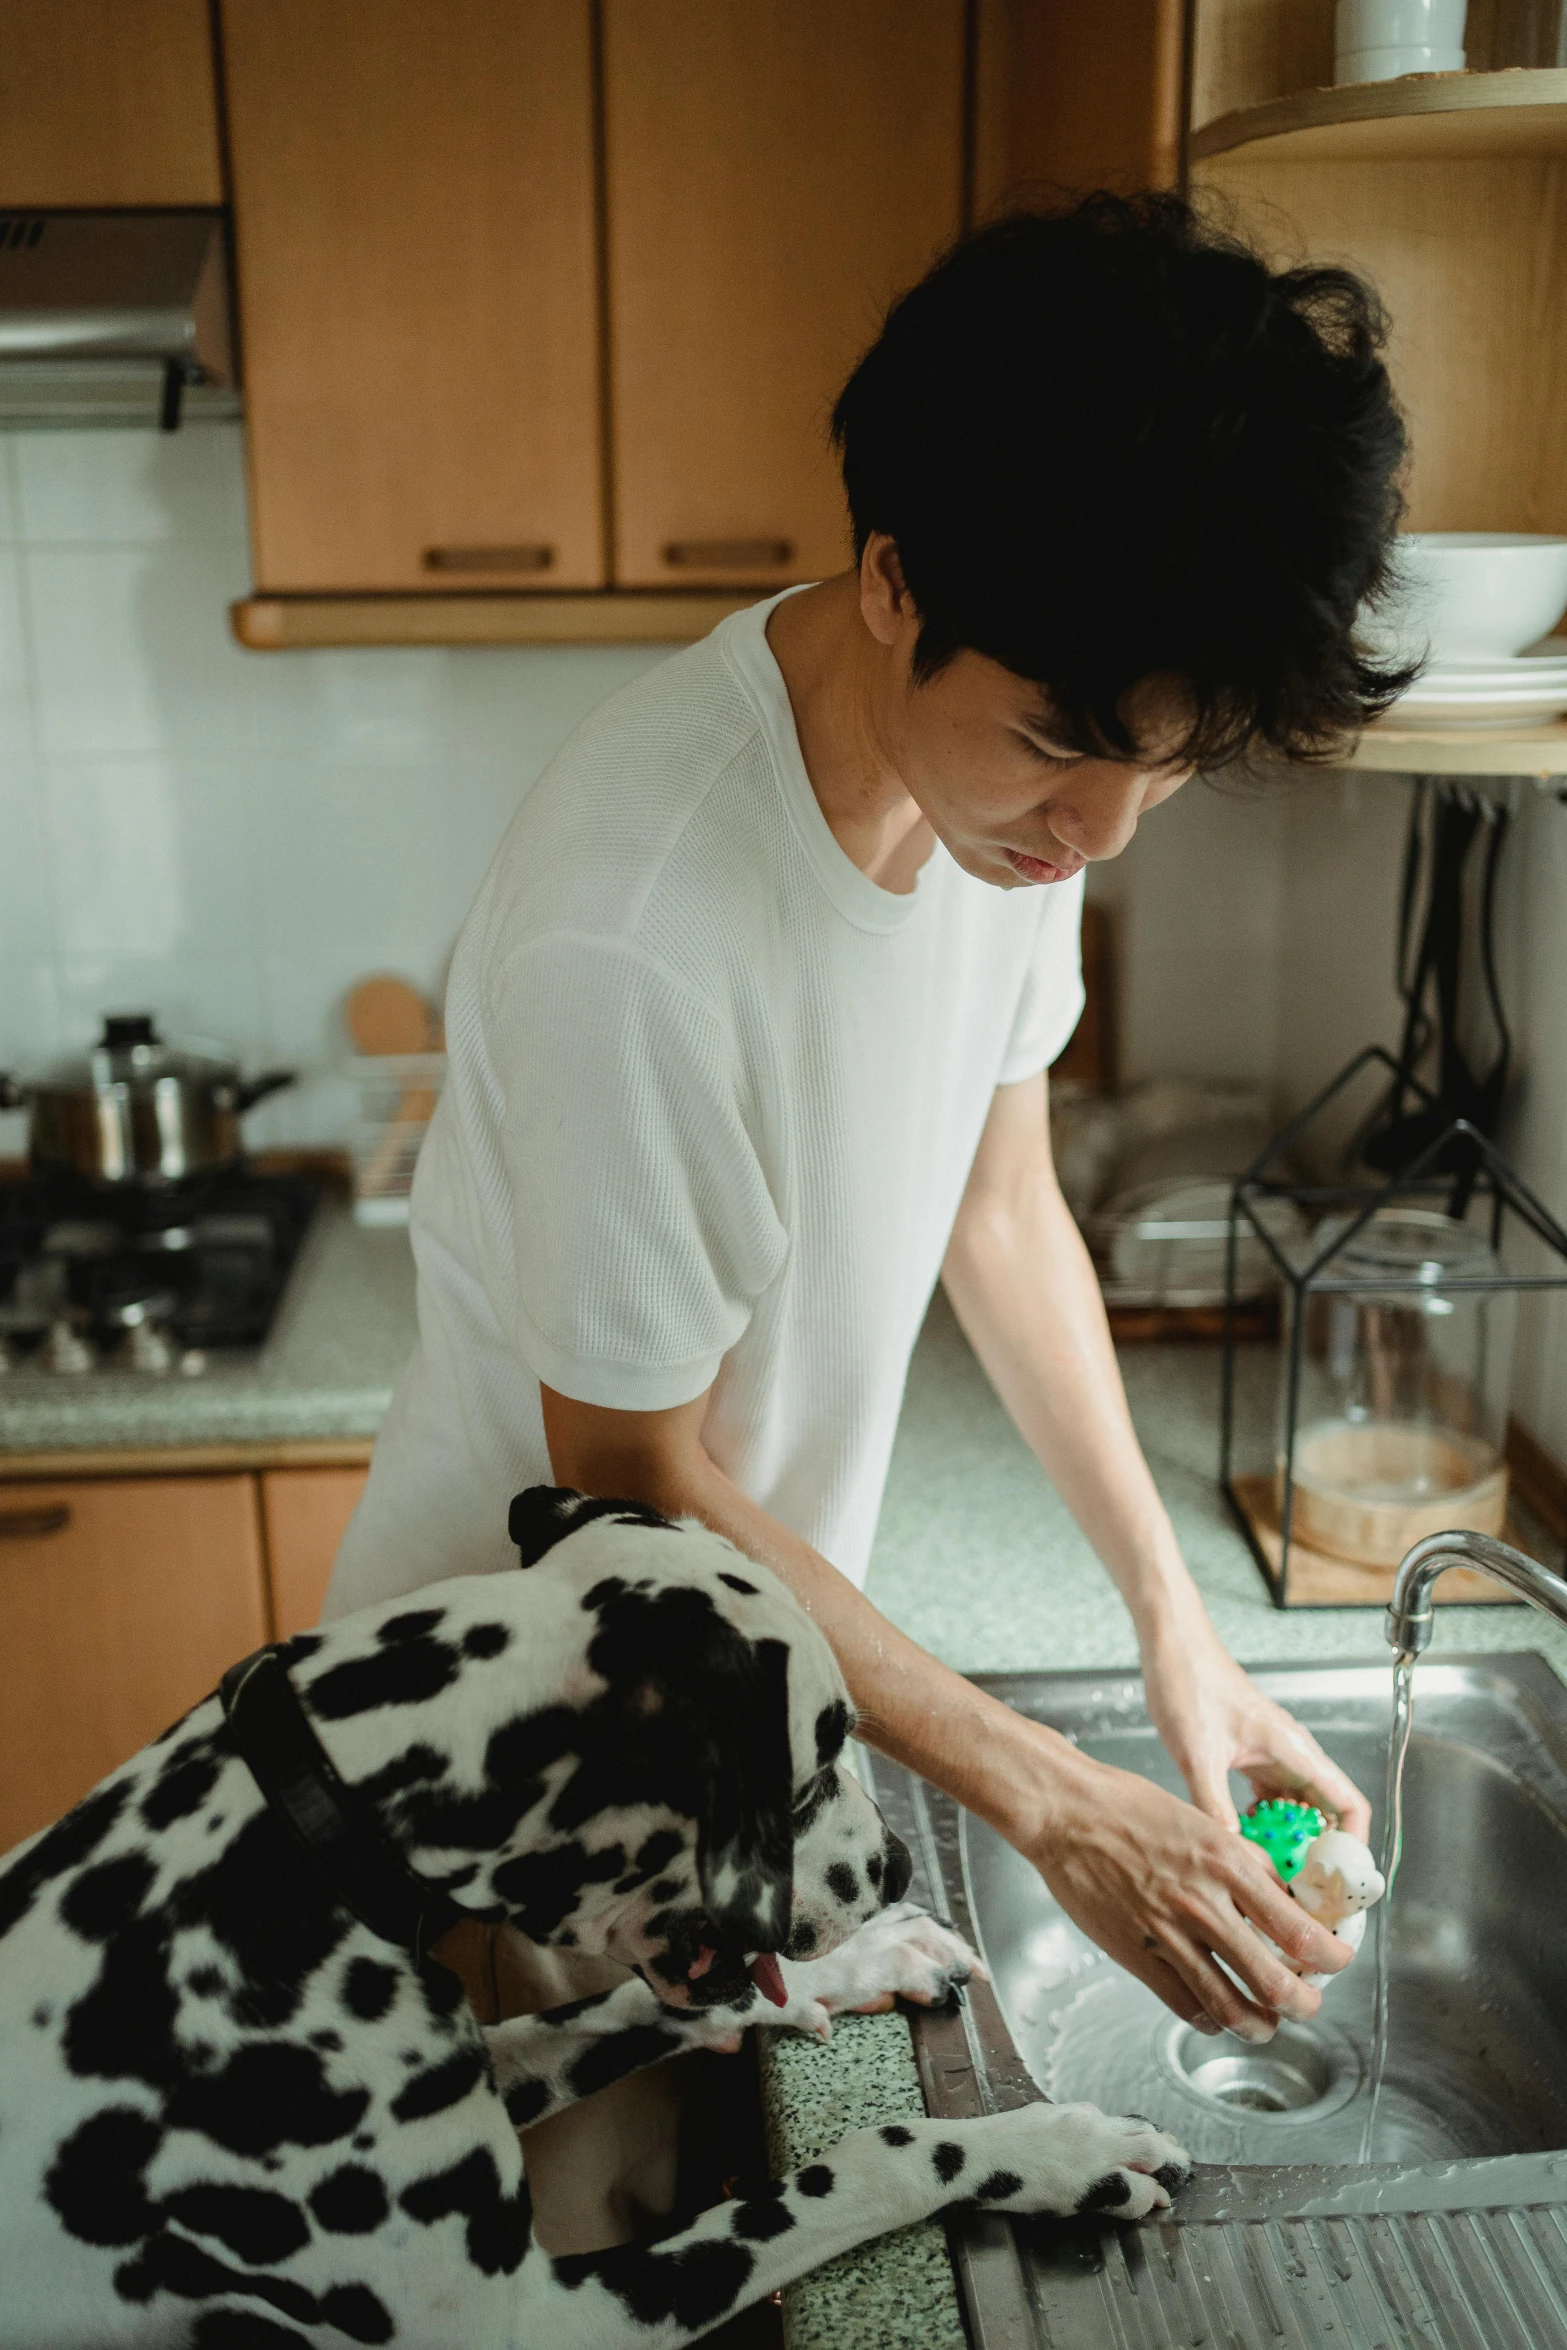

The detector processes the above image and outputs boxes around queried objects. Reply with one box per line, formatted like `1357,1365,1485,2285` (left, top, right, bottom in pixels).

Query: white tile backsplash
0,421,664,1141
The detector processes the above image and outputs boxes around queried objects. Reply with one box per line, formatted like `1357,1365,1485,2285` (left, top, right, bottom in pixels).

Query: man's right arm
539,1384,1350,2043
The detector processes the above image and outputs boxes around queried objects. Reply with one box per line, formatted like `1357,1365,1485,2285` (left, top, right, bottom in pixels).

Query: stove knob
111,1296,178,1376
40,1318,95,1375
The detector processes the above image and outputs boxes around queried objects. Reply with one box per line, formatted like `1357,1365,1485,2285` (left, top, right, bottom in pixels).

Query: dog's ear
695,1632,794,1954
508,1486,674,1568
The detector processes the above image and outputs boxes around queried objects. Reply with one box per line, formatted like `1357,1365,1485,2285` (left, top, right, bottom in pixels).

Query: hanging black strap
220,1647,466,1967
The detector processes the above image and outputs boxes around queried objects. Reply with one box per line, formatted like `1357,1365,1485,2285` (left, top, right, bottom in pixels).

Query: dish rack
349,1052,445,1225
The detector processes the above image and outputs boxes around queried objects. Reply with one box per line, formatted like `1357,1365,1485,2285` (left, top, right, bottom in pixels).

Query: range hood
0,211,238,429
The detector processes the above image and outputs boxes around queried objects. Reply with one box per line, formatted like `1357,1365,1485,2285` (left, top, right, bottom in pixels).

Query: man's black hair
832,190,1415,768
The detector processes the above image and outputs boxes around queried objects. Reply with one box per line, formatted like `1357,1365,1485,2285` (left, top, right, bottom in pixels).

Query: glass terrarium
1220,1047,1567,1607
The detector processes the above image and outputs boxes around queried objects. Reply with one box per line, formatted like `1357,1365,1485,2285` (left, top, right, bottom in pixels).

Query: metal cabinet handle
422,544,555,573
662,537,794,570
0,1503,71,1539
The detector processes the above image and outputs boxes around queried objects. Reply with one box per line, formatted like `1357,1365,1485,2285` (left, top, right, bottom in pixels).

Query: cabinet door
0,1477,266,1853
221,0,604,592
261,1467,368,1640
0,0,221,208
603,1,967,591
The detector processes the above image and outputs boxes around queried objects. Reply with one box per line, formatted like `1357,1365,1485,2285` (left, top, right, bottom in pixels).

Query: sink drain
1156,2013,1361,2125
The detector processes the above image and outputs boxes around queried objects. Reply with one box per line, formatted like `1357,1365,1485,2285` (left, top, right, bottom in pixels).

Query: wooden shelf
231,592,757,651
1192,66,1567,167
1347,718,1567,776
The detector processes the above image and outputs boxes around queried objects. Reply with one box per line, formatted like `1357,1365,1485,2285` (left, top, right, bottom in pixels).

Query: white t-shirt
325,593,1084,1618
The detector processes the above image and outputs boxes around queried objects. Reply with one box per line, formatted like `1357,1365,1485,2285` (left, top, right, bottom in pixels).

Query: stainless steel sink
864,1655,1567,2349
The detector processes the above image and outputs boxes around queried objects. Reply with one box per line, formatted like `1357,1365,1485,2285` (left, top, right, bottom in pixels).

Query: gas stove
0,1168,320,1377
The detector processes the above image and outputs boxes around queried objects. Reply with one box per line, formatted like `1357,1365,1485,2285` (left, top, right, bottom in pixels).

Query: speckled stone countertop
0,1201,416,1458
762,1291,1567,2346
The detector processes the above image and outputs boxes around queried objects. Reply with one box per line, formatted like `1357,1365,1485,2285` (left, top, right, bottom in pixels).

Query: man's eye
1019,733,1075,767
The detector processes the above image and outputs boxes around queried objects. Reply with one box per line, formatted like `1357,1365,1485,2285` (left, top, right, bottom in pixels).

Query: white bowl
1368,533,1567,664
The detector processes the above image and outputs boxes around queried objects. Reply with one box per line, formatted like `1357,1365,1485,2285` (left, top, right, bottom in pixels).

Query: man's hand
1140,1609,1372,1839
1027,1738,1355,2041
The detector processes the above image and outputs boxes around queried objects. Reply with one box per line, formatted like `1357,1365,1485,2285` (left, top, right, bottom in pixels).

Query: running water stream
1357,1651,1418,2162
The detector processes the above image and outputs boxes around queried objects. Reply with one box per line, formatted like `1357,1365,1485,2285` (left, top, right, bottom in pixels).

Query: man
328,193,1407,2238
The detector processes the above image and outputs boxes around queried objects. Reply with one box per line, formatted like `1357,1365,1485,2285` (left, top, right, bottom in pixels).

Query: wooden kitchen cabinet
0,1476,266,1853
261,1466,368,1639
601,1,967,592
0,0,222,209
221,0,604,593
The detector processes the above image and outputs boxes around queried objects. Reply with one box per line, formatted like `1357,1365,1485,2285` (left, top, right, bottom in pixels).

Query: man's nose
1050,768,1149,863
882,1832,912,1905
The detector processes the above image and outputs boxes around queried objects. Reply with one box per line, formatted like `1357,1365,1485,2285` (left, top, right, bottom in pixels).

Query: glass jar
1279,1207,1514,1568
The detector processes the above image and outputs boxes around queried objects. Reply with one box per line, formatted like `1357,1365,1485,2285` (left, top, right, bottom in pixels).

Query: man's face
860,537,1194,887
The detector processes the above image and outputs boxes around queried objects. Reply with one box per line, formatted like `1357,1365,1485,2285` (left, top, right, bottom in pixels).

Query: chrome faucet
1385,1528,1567,1656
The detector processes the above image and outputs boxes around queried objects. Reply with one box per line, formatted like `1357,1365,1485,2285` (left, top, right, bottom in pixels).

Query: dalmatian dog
0,1486,1191,2349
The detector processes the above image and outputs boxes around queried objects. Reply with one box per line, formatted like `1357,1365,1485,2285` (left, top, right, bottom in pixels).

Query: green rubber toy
1239,1797,1327,1882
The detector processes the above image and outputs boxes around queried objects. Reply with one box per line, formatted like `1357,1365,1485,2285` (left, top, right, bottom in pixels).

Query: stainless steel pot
0,1014,294,1185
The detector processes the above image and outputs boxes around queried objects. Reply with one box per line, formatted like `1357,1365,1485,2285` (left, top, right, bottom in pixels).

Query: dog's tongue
749,1952,788,2007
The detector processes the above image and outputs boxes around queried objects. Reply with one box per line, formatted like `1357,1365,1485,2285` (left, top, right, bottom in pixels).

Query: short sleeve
492,934,788,1411
996,871,1087,1086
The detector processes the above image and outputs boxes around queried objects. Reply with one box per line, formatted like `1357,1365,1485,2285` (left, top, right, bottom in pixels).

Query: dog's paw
784,1902,986,2014
950,2103,1192,2222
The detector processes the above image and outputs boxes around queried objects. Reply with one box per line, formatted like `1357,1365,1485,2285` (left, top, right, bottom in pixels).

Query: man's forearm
539,1383,1088,1852
940,1087,1206,1648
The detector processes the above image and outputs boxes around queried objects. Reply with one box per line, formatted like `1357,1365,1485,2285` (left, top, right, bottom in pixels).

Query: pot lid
41,1015,239,1092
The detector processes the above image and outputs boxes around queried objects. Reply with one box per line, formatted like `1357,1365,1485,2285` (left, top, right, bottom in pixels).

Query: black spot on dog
279,1632,323,1665
490,1840,626,1939
567,2023,682,2101
309,2165,389,2234
319,2285,395,2343
797,2165,834,2197
192,2312,312,2349
401,2146,530,2275
734,2196,796,2240
378,1607,447,1645
186,1965,224,1998
31,2001,50,2027
390,2043,485,2121
637,1826,684,1873
141,1745,222,1829
509,1484,673,1568
1076,2170,1133,2212
343,1957,399,2021
504,2076,551,2128
169,2043,368,2157
866,1851,883,1887
306,1634,460,1720
814,1700,851,1766
45,2107,160,2245
463,1622,510,1659
176,1809,353,2031
64,1916,178,2087
60,1851,156,1942
718,1572,759,1595
1154,2159,1189,2194
0,1777,129,1944
556,2237,755,2330
649,1876,681,1902
880,2124,914,2147
162,2181,310,2265
784,1921,818,1957
975,2168,1024,2202
932,2142,967,2184
420,1958,466,2020
309,2028,343,2053
824,1862,859,1905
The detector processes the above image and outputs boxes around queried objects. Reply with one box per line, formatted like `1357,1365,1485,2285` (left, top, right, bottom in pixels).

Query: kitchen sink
864,1656,1567,2349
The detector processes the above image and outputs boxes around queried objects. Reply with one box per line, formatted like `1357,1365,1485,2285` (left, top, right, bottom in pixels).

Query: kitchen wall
0,422,664,1153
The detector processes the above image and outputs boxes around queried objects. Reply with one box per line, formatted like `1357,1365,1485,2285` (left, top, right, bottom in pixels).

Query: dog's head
502,1489,911,2010
294,1489,910,2014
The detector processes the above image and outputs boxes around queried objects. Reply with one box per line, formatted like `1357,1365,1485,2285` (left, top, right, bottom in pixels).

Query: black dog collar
220,1646,466,1968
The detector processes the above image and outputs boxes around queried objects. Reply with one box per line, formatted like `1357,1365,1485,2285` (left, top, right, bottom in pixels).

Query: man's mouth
1004,847,1080,885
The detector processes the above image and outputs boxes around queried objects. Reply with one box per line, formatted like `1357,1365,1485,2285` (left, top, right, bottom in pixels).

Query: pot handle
233,1070,296,1115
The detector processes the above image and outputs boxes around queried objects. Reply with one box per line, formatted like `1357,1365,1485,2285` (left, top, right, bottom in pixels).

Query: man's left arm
941,1071,1370,1837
